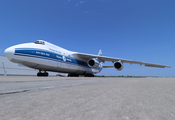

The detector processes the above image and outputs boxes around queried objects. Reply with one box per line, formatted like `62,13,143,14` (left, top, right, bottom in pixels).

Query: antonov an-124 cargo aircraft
4,40,170,77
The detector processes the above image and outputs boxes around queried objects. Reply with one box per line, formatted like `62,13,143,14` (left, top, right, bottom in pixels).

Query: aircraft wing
74,53,171,68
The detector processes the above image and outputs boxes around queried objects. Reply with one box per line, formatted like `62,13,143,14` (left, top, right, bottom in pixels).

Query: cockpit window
34,40,45,45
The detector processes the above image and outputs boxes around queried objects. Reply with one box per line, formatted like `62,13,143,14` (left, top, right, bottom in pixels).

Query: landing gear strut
37,71,49,77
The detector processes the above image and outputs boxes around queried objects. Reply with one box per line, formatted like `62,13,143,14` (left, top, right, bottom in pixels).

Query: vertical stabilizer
98,50,102,56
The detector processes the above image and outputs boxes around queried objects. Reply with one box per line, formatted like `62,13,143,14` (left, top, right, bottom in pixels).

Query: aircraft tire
68,74,79,77
37,72,49,77
85,74,94,77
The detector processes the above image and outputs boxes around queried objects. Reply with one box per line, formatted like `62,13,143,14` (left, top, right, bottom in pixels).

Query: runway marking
0,81,96,95
0,90,30,95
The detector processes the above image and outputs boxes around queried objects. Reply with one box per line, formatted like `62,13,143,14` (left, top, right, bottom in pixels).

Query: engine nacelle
88,58,100,68
114,61,123,71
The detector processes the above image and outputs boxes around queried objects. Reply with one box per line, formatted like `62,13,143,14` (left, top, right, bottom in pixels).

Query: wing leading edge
74,53,171,68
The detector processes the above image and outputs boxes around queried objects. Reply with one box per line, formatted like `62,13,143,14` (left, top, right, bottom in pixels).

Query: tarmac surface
1,76,175,120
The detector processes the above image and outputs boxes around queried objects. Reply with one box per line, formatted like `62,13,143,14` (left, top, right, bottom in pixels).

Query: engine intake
88,58,100,68
114,61,123,71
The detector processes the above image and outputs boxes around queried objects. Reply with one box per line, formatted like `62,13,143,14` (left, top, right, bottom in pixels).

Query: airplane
4,40,171,77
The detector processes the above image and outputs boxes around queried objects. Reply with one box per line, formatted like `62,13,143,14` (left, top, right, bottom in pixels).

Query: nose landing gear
37,71,49,77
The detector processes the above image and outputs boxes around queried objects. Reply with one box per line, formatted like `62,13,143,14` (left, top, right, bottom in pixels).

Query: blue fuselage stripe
14,48,90,68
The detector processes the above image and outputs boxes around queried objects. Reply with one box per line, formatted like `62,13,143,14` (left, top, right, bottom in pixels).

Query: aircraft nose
4,46,15,61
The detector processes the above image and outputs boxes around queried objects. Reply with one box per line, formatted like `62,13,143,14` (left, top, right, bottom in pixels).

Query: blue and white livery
4,40,170,77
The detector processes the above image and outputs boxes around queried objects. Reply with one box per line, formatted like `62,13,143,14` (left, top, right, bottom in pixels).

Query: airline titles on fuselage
36,51,50,56
35,48,72,62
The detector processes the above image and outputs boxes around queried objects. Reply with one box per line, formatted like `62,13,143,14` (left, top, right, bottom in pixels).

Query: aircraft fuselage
5,40,102,76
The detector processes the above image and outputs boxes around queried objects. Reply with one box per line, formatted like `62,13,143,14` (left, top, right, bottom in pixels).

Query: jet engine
114,61,123,71
88,58,100,68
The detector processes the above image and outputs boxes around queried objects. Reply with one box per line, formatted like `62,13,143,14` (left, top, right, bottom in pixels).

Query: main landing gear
68,73,95,77
85,74,94,77
68,74,79,77
37,71,49,77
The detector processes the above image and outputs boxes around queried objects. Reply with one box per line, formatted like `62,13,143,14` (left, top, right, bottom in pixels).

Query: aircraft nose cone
4,47,15,61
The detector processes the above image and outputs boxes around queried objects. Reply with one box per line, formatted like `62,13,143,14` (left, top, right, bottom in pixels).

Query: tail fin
98,49,102,56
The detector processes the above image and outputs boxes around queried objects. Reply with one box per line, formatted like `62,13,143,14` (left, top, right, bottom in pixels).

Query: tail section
98,49,102,56
98,50,103,72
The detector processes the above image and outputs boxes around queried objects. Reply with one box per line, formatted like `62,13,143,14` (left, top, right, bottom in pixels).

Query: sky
0,0,175,77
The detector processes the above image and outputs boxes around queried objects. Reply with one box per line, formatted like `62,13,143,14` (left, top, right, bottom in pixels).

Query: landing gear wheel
68,74,79,77
37,71,49,77
85,74,94,77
